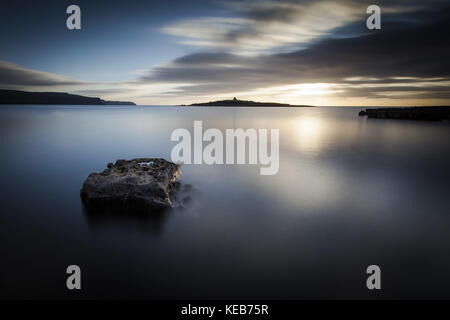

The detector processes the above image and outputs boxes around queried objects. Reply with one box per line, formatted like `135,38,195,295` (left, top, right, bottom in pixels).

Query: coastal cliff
0,89,136,105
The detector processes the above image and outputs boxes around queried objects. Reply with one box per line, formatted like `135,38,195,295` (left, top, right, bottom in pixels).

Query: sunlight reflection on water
1,105,450,299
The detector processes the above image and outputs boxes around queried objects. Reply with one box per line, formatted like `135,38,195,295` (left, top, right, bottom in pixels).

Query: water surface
1,105,450,299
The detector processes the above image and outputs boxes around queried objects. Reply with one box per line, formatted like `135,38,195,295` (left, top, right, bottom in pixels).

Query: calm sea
1,105,450,299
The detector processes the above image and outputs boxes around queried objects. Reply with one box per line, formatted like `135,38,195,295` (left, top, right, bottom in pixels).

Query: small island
184,97,313,107
0,89,136,105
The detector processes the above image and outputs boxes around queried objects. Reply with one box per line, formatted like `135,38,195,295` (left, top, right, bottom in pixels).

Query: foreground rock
358,106,450,121
80,158,181,212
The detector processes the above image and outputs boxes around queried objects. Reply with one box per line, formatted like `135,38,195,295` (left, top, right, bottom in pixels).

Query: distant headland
0,89,136,105
183,97,313,107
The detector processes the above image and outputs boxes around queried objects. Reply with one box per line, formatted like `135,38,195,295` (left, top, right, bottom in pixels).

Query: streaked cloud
139,0,450,105
0,61,85,88
1,0,450,106
161,1,364,54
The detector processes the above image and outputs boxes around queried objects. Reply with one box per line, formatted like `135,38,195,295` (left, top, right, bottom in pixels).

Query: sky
0,0,450,106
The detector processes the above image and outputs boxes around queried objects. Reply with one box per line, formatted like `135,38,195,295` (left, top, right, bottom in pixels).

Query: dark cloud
220,0,448,48
2,0,449,103
0,61,84,88
336,84,450,99
143,3,450,100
